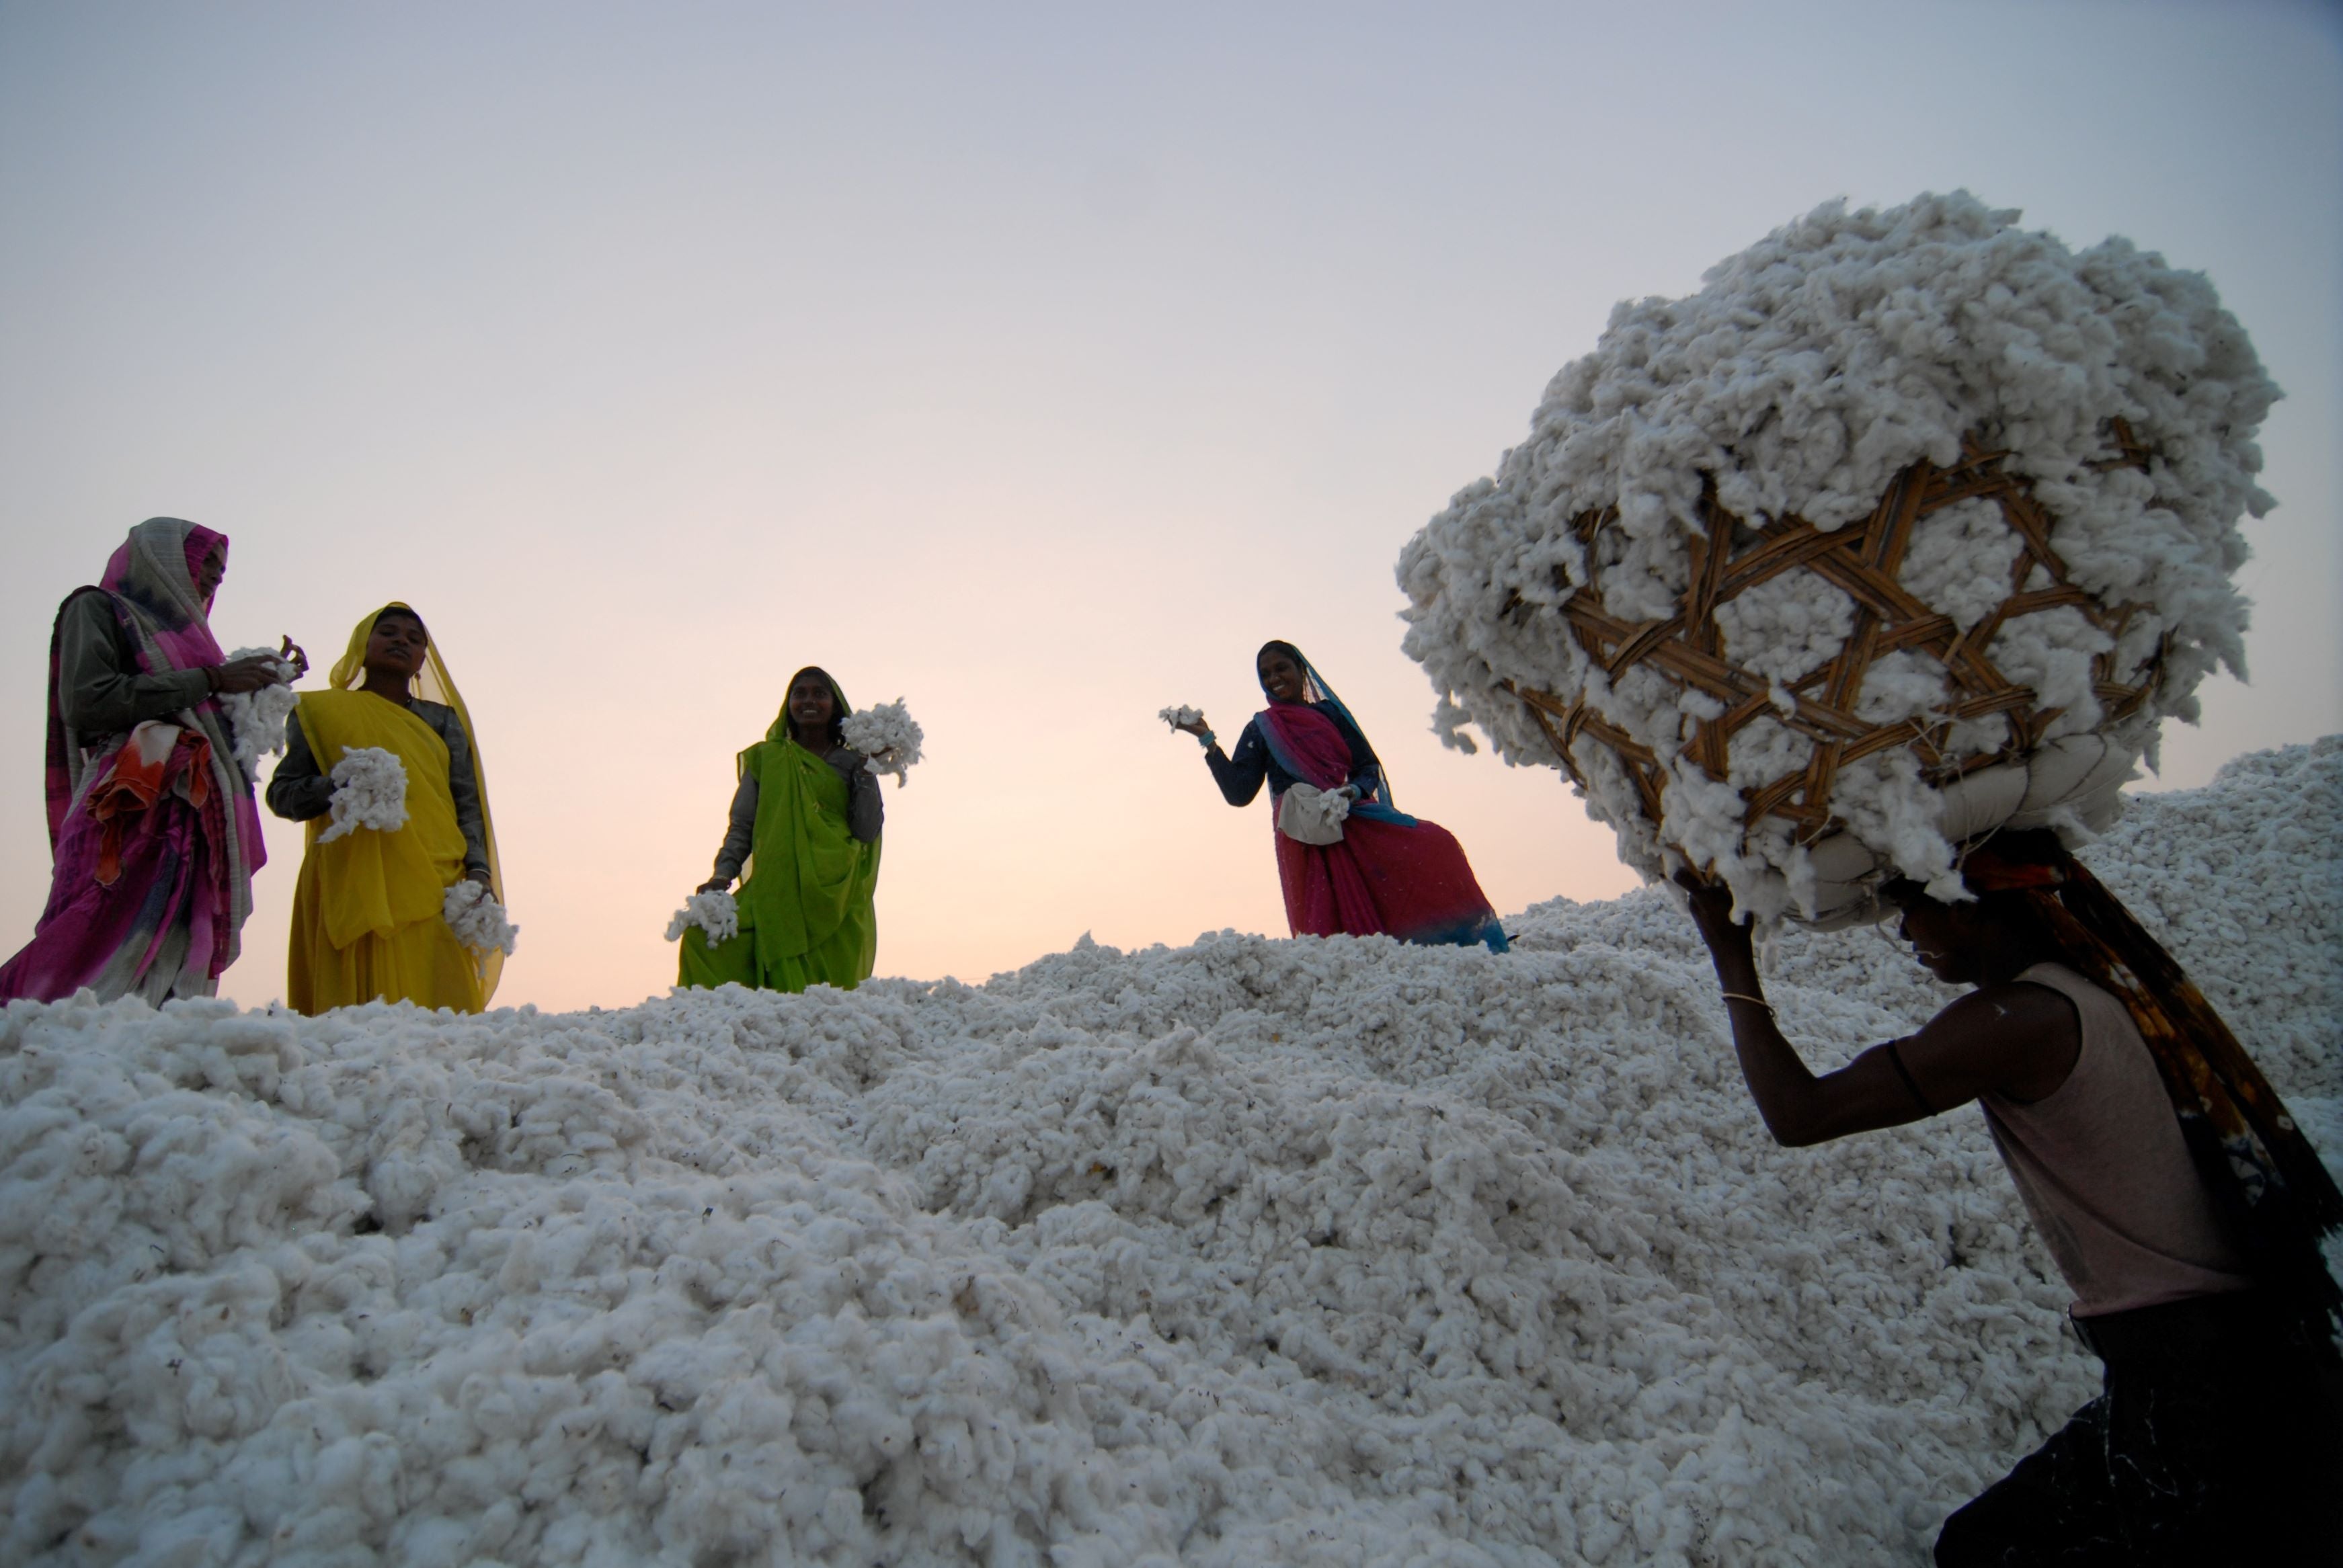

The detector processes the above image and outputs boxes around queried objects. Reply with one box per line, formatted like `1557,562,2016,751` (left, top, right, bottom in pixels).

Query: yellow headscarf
329,602,506,999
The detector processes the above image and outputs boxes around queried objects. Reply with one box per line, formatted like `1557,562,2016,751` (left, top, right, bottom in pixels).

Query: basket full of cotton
842,698,924,786
1398,191,2280,924
3,739,2336,1565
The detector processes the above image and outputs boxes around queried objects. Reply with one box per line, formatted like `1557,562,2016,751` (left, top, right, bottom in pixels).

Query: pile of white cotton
1159,704,1205,730
315,746,407,843
844,699,924,786
1398,191,2280,921
214,648,301,786
3,739,2334,1567
664,889,741,944
441,881,520,958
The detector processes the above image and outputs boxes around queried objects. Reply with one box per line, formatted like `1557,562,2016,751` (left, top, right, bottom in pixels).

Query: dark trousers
1936,1292,2343,1567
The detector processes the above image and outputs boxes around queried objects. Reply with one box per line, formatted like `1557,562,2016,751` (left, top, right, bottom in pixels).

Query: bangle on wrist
1720,991,1774,1014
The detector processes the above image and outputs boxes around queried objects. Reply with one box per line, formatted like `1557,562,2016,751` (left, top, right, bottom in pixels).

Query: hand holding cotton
314,746,408,843
442,880,519,958
842,699,923,786
664,889,741,944
215,647,301,785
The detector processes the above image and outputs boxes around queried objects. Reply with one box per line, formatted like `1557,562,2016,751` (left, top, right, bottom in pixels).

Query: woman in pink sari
0,518,294,1004
1177,640,1509,952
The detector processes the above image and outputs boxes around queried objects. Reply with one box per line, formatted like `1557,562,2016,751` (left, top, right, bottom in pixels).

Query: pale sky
3,1,2337,1010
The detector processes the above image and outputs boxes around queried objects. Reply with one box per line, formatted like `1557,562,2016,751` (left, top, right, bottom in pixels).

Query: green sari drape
678,723,881,994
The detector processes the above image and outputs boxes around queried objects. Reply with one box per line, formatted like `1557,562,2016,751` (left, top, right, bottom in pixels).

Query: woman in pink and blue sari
0,518,294,1005
1177,640,1509,952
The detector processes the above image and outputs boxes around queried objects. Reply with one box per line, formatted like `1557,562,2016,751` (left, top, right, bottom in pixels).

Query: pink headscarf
98,520,232,675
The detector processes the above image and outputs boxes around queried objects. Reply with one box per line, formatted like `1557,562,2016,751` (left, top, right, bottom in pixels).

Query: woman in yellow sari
266,604,504,1013
680,665,882,993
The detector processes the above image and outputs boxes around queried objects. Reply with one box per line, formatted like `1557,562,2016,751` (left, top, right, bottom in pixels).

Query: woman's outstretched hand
1175,716,1211,740
697,876,731,895
280,636,310,678
211,653,292,694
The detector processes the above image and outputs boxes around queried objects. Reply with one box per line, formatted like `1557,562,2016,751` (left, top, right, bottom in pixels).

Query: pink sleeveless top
1977,963,2253,1317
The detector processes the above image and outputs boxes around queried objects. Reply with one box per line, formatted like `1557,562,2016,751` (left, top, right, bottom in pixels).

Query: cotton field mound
5,743,2338,1567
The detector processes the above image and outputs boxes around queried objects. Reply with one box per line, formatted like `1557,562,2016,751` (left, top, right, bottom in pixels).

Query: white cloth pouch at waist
1276,782,1351,845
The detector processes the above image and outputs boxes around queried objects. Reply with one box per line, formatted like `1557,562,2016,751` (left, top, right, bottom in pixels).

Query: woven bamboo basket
1503,423,2161,921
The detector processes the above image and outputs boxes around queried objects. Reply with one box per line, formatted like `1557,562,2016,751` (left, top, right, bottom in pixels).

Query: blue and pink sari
1255,699,1508,952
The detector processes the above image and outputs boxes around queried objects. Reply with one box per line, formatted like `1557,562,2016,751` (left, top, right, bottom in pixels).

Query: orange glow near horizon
182,494,1655,1012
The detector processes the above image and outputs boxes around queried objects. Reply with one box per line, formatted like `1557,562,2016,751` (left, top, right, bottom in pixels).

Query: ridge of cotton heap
215,649,301,787
843,700,924,786
313,747,408,843
1396,190,2280,921
4,739,2335,1567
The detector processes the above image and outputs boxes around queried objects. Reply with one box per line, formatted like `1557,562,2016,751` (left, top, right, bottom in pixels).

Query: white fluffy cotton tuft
214,649,301,785
842,699,924,786
442,880,519,957
664,889,741,944
1398,190,2277,923
315,747,409,842
1158,704,1204,729
0,739,2333,1566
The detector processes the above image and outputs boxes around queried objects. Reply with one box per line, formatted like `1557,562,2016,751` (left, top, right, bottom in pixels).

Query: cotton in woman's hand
317,747,408,842
844,699,924,785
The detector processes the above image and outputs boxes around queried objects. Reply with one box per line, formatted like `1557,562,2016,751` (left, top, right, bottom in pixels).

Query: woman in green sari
680,665,883,992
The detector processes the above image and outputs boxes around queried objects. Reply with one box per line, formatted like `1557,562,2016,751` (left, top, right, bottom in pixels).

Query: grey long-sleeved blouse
55,590,214,738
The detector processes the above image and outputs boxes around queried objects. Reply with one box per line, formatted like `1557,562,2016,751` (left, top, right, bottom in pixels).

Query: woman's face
195,547,227,602
788,676,836,737
1259,651,1305,703
1887,888,1988,985
365,614,430,681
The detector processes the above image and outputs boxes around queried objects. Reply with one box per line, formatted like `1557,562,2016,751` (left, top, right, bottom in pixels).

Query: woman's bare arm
1677,874,2079,1146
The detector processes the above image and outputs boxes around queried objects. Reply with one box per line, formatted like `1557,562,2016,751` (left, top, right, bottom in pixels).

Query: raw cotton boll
1399,190,2276,924
1854,651,1952,726
1989,607,2115,741
1726,716,1813,793
1158,704,1204,729
842,699,924,786
1713,571,1859,685
1898,500,2025,630
442,880,519,957
215,648,301,785
664,890,740,944
315,747,407,843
